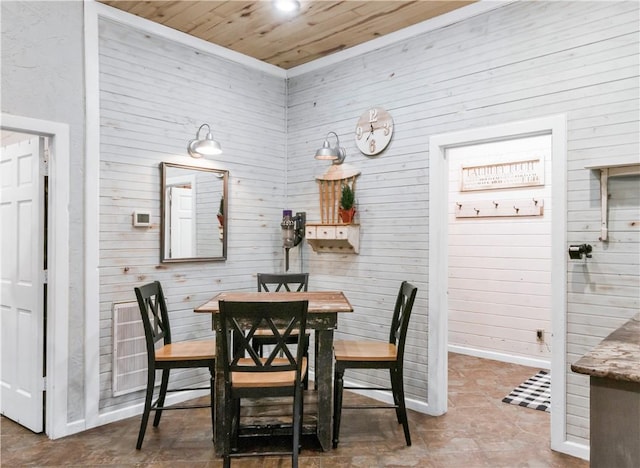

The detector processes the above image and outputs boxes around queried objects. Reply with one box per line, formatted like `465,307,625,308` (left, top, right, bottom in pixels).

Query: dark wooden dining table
194,290,353,452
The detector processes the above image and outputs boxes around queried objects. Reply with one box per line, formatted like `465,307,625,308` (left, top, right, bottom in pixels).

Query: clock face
355,107,393,156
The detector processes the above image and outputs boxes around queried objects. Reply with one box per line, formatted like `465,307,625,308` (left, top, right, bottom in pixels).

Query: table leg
315,327,334,451
213,314,336,453
213,317,226,455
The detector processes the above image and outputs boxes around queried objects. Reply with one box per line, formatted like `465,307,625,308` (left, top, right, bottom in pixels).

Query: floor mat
502,370,550,412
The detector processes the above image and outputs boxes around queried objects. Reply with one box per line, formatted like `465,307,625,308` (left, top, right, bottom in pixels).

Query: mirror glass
161,162,228,262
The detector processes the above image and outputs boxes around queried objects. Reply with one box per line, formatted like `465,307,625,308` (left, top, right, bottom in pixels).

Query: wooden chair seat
333,340,397,362
232,358,308,388
155,339,216,361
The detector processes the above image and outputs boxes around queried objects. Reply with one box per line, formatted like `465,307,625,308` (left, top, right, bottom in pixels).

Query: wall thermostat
133,211,151,227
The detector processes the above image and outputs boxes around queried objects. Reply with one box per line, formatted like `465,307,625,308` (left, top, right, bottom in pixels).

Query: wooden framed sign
460,157,544,191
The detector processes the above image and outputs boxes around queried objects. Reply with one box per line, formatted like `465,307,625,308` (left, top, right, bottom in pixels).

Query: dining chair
332,280,418,448
218,299,309,468
133,281,215,450
253,273,311,388
257,273,309,293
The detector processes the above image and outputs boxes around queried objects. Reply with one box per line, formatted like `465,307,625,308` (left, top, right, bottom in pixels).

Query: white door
0,137,45,432
169,186,194,258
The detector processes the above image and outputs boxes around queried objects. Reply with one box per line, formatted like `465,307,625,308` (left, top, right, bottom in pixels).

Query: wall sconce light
281,210,306,271
314,131,346,165
568,244,592,260
187,123,222,158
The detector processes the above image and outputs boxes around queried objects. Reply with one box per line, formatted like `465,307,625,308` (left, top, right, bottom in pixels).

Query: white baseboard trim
553,440,590,461
95,389,210,428
344,384,431,415
64,419,87,438
308,371,431,415
449,345,551,370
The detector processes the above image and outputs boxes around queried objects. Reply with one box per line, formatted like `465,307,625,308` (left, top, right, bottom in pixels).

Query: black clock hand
366,124,374,140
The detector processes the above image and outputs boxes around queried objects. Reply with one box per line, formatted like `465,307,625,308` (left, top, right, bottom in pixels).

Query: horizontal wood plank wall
287,0,639,445
98,19,286,414
447,135,553,364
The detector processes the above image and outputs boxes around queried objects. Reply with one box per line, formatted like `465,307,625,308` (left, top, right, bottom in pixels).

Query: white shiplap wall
97,19,287,413
287,0,639,447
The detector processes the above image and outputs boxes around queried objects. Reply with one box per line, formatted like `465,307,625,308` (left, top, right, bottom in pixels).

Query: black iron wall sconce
568,244,592,260
281,210,306,271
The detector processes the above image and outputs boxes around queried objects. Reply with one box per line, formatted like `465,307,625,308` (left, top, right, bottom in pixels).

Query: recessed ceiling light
274,0,300,14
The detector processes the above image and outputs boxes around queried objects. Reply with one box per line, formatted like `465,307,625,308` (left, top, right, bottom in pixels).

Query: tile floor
1,353,589,467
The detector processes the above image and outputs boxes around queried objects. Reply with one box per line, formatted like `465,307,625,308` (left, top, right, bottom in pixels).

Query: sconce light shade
314,131,346,165
188,123,222,158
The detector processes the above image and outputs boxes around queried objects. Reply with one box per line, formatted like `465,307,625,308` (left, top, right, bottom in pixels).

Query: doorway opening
1,114,70,439
446,134,553,370
1,132,47,433
428,115,568,453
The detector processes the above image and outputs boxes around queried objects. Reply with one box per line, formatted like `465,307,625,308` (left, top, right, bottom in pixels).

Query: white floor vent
112,301,147,397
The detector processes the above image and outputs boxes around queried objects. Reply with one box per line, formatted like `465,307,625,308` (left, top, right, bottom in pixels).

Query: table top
571,312,640,383
194,290,354,314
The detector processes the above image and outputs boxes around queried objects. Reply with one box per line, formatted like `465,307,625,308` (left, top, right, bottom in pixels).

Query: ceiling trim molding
90,0,287,78
90,1,514,80
286,0,515,77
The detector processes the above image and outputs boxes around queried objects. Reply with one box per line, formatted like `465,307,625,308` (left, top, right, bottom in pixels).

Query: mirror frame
160,162,228,263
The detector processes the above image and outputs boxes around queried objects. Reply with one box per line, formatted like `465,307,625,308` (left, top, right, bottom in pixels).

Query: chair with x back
332,280,418,448
253,273,311,387
218,299,309,468
134,281,216,449
257,273,309,293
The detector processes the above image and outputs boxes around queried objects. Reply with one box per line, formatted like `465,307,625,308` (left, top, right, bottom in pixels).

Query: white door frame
1,113,70,439
428,115,575,455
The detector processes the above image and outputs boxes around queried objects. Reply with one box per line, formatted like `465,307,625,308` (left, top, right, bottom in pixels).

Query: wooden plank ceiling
98,1,475,69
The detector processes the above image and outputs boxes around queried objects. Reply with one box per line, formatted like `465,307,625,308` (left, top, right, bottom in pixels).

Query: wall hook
493,201,499,208
474,208,480,214
514,206,519,213
456,202,462,209
533,198,538,206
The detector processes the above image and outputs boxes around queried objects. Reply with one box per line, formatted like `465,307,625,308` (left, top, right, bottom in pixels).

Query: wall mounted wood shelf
305,223,359,254
585,159,640,241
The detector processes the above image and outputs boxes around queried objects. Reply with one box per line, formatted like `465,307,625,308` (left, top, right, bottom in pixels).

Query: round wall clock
355,107,394,156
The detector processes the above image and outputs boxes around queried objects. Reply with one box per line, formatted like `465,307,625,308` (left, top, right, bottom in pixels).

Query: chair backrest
134,281,172,358
257,273,309,292
389,281,418,363
218,300,308,386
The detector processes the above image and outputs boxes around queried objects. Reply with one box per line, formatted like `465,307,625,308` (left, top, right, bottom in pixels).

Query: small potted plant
339,184,356,224
217,197,224,226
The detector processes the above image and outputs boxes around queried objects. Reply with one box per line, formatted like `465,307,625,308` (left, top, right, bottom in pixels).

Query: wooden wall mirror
161,162,228,262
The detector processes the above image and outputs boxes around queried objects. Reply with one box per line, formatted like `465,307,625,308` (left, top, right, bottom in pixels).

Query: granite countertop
571,312,640,383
